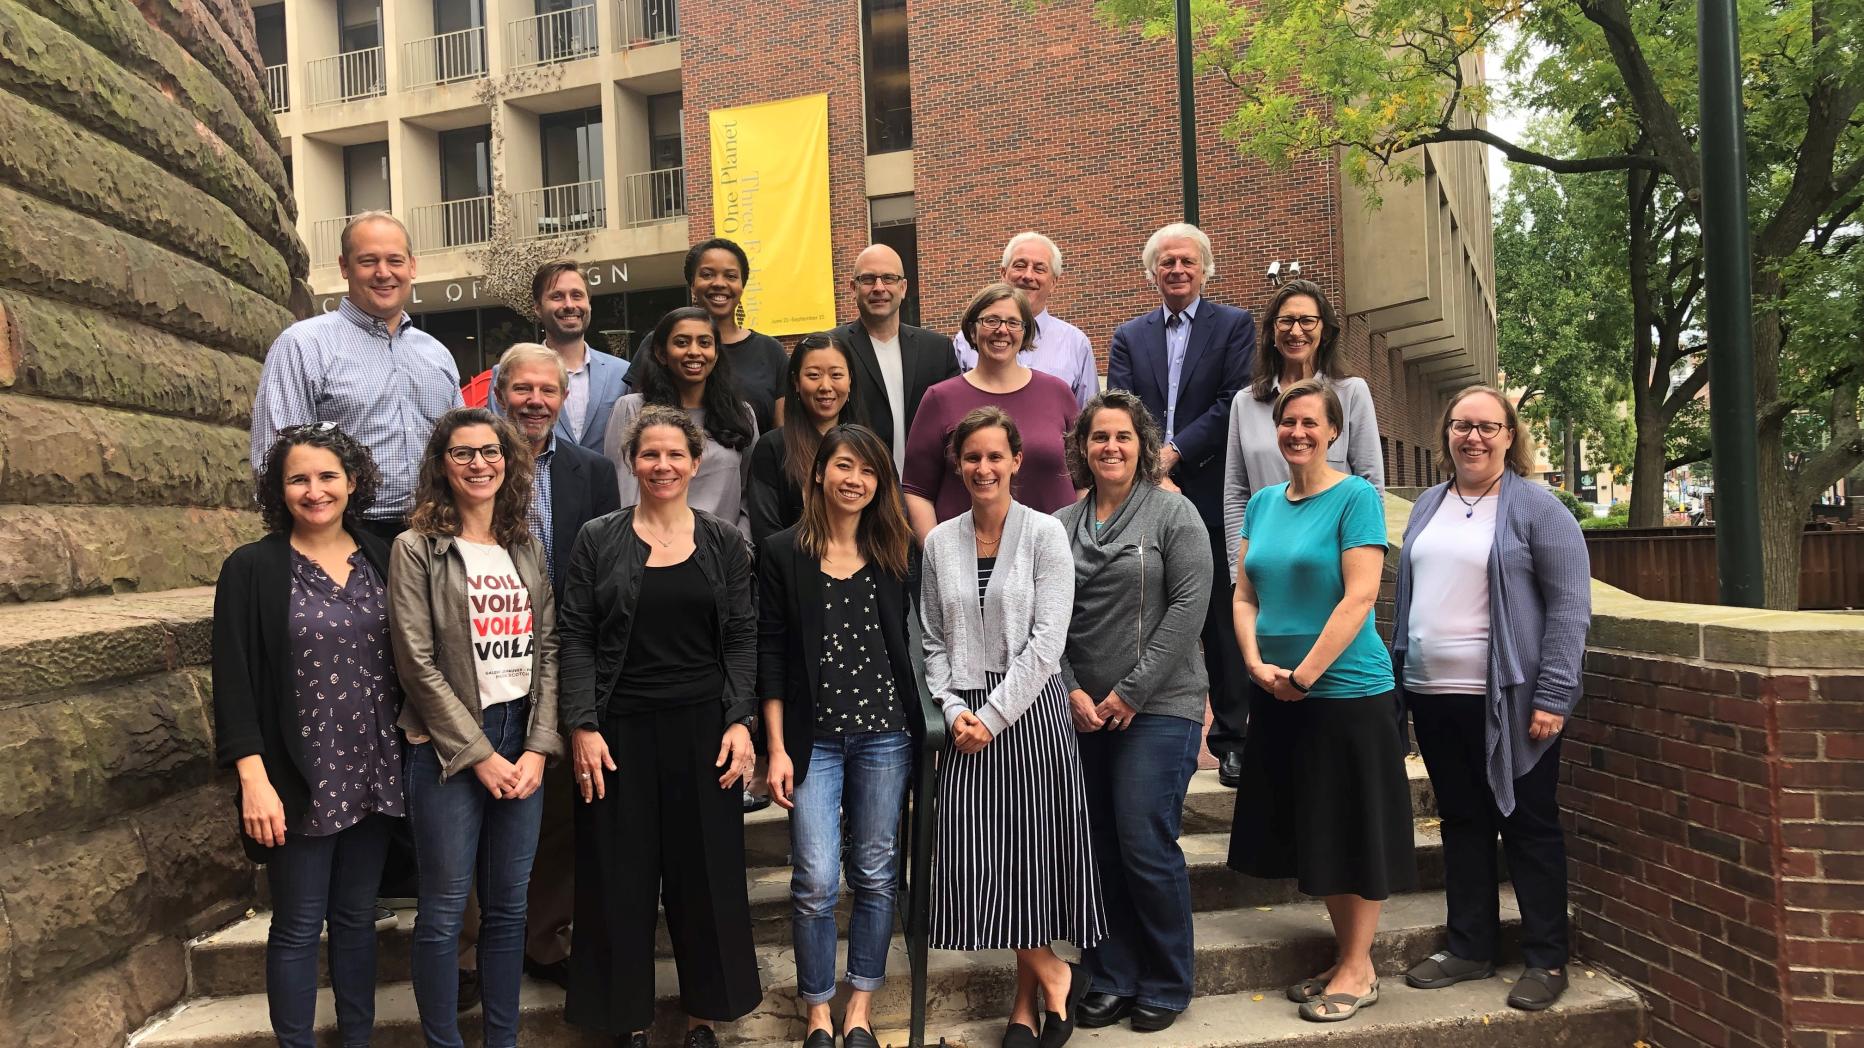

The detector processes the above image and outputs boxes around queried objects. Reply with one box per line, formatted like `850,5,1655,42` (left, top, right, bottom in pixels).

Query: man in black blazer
832,243,959,471
491,343,620,988
1107,223,1256,787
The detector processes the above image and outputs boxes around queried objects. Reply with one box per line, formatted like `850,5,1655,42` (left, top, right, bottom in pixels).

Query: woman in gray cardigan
1391,385,1591,1012
922,406,1105,1048
1054,391,1211,1034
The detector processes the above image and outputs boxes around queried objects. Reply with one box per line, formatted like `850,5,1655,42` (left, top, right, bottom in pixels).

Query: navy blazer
490,345,631,453
1106,299,1255,523
548,437,621,601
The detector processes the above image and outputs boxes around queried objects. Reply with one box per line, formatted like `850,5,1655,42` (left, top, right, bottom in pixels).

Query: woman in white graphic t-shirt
389,406,562,1048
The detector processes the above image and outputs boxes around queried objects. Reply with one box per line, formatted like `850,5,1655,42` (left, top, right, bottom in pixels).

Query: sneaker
1506,967,1568,1011
1404,951,1495,989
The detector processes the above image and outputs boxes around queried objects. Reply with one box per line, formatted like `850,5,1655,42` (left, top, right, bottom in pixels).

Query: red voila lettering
473,613,534,637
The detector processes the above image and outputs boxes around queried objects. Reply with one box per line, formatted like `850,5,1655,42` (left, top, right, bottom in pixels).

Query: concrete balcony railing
506,5,598,69
310,213,361,266
512,180,605,240
410,196,494,253
263,63,290,112
304,48,385,106
616,0,677,46
622,167,684,226
400,26,487,89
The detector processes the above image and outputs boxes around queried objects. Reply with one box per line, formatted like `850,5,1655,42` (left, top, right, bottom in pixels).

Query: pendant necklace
1452,474,1502,518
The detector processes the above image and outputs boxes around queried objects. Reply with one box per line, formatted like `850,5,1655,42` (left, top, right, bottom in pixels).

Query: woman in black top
687,237,790,432
211,424,401,1048
747,332,865,547
757,424,921,1048
559,404,761,1048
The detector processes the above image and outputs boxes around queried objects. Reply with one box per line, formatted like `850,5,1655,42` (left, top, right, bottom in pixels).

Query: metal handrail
263,63,289,113
901,598,946,1048
409,196,493,252
615,0,677,46
512,179,606,239
305,47,385,106
622,167,685,226
310,213,361,266
401,25,486,89
506,5,599,68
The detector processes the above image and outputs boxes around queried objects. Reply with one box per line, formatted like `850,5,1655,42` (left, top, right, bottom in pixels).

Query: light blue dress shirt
1163,297,1201,443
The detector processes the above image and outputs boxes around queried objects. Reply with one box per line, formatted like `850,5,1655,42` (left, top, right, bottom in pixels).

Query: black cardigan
754,526,924,784
211,529,394,863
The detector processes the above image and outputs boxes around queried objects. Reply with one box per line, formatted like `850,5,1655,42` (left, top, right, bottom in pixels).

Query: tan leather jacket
389,530,562,780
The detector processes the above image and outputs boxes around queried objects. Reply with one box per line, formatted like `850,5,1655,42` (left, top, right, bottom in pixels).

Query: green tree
1096,0,1864,607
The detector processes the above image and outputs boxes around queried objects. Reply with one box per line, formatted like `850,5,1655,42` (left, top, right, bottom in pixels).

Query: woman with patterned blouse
756,424,923,1048
212,423,403,1048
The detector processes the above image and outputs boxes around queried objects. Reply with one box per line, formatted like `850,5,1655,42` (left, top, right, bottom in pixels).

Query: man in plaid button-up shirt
249,212,463,542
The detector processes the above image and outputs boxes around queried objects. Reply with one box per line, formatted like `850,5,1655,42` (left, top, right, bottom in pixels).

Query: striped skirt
929,671,1107,951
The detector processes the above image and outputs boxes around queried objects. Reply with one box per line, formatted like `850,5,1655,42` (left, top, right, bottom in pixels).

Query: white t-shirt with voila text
455,539,535,709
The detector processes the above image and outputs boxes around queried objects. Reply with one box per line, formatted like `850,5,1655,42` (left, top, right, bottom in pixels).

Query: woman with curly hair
389,407,563,1048
212,422,401,1048
603,306,760,538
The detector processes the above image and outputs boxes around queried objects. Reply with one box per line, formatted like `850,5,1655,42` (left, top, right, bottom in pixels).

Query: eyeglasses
853,273,905,288
281,421,339,436
1448,419,1506,438
444,443,505,464
1274,315,1322,332
976,316,1025,332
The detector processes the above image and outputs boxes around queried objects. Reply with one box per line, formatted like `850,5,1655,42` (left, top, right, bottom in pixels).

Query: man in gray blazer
492,259,631,453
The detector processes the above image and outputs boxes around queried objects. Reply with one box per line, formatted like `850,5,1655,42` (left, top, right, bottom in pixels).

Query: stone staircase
129,759,1646,1047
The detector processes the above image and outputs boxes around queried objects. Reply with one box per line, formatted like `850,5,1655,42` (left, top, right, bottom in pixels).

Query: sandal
1506,967,1568,1011
1405,950,1495,989
1284,977,1328,1003
1298,979,1379,1023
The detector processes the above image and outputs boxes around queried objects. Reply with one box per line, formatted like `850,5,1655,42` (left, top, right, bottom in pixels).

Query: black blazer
1106,300,1255,524
211,528,394,863
755,526,925,784
746,428,805,549
832,320,959,456
548,437,621,601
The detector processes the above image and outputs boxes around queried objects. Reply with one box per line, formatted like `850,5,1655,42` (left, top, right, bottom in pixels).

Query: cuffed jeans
407,699,544,1048
266,813,396,1048
1078,713,1202,1011
789,731,914,1004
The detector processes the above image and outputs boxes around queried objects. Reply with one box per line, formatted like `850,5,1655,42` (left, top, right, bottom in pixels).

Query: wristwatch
732,713,758,734
1288,673,1311,695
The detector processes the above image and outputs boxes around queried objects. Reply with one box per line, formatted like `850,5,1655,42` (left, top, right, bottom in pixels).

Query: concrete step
145,889,1517,1046
188,823,1468,998
923,966,1646,1048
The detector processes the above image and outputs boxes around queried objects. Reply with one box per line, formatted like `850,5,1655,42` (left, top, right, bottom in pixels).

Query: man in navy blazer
491,342,620,988
1107,222,1256,786
491,260,630,453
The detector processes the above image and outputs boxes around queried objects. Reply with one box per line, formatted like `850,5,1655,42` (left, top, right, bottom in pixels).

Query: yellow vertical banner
709,93,835,335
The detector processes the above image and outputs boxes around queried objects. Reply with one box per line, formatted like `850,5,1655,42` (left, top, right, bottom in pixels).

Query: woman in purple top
904,284,1081,539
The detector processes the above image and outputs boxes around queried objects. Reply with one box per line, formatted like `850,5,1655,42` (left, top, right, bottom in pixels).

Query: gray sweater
1054,483,1212,722
920,501,1075,738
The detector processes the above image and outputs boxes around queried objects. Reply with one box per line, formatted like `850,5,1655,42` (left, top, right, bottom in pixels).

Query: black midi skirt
1227,685,1418,900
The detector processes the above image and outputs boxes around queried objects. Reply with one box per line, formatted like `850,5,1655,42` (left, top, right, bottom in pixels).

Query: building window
869,194,919,328
434,0,484,33
649,92,683,170
254,4,287,66
343,141,390,215
338,0,381,52
541,107,604,186
440,126,491,201
861,0,912,154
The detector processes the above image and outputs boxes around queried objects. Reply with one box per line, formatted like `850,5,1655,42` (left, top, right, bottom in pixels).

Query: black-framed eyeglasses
853,273,905,287
977,316,1026,332
444,443,505,464
1448,419,1506,438
1274,315,1322,332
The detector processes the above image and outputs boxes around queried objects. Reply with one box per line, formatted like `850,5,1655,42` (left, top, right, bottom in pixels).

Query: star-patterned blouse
815,567,906,736
289,548,405,836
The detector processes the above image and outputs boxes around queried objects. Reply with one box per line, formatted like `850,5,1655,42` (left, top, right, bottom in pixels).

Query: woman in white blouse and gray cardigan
921,406,1106,1048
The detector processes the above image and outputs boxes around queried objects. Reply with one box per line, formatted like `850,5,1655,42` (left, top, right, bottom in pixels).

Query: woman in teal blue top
1226,378,1416,1025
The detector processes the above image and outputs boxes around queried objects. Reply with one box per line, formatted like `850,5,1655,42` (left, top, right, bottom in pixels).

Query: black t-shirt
613,557,723,711
814,568,905,735
726,330,790,435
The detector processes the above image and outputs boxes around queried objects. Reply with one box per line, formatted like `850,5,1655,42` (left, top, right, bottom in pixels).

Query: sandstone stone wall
0,0,304,1040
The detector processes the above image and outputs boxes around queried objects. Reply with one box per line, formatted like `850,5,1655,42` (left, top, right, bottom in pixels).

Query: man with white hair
952,231,1099,408
1106,222,1256,791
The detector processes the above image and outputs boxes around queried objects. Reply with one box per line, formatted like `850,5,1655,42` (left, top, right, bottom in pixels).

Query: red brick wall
1568,651,1864,1047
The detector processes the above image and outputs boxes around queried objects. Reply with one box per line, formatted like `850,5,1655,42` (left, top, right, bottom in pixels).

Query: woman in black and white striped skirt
920,406,1106,1048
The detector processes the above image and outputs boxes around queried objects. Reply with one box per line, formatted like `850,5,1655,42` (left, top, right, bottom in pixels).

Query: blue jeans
406,700,544,1048
1077,713,1202,1011
266,813,396,1048
789,731,913,1004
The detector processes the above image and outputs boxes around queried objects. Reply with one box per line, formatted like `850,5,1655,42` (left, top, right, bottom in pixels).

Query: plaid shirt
527,435,557,586
250,298,463,519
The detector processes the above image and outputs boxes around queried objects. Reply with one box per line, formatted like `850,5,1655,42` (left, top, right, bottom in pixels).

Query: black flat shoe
803,1029,836,1048
1038,962,1091,1048
524,956,570,990
685,1025,722,1048
743,789,772,814
1129,1004,1181,1032
843,1026,880,1048
1002,1022,1039,1048
1218,751,1244,788
1075,992,1133,1028
1507,967,1568,1011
